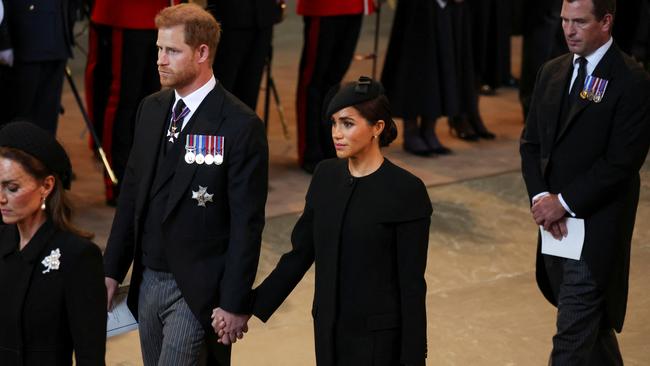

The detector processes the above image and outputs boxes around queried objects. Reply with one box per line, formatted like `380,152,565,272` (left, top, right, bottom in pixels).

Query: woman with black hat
214,77,432,365
0,121,106,365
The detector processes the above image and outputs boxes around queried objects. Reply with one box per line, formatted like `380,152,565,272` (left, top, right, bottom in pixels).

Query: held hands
211,307,251,345
105,277,119,311
531,194,568,240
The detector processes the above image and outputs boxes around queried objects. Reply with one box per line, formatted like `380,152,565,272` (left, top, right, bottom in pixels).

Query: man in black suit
102,4,268,365
0,0,79,133
519,0,567,119
520,0,650,364
207,0,282,111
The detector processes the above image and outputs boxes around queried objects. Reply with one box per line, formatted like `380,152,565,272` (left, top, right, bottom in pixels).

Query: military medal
590,78,601,101
592,77,608,103
168,104,189,143
167,126,180,143
205,135,214,165
191,185,214,207
195,135,205,164
215,136,224,165
582,75,594,100
184,135,196,164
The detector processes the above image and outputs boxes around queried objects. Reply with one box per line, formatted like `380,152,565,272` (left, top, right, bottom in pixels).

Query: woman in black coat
381,0,456,155
382,0,495,150
0,121,106,366
214,77,432,365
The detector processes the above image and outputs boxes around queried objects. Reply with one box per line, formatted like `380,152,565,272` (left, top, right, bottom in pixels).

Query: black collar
0,220,57,263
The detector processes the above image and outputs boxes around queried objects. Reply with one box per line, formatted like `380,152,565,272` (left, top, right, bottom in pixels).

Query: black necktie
167,99,188,149
568,57,588,109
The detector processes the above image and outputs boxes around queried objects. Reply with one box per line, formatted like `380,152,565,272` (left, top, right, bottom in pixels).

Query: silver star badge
41,248,61,274
192,186,214,207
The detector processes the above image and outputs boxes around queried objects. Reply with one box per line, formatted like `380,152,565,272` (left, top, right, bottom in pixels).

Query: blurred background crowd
0,0,648,204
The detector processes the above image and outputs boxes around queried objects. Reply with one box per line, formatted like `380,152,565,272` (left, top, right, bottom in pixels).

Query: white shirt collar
174,75,216,114
172,76,216,130
572,37,613,75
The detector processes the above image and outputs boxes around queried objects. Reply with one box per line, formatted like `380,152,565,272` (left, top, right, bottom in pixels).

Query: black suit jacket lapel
163,85,227,222
545,55,574,145
135,91,174,216
556,44,617,142
150,102,210,198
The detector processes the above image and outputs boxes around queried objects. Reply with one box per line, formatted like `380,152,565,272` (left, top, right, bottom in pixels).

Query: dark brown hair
155,3,222,63
0,147,92,239
353,95,398,147
566,0,616,20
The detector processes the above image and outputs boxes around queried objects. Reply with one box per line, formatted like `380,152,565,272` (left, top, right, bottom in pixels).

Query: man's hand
211,307,250,345
531,194,566,230
105,277,119,311
546,217,568,240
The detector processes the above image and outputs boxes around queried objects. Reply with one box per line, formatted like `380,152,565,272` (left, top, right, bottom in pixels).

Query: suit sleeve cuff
532,191,549,204
558,193,576,217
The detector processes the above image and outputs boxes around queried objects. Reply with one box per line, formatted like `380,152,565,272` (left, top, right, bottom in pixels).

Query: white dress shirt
170,75,217,131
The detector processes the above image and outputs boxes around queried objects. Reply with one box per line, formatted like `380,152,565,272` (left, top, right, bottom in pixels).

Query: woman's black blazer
0,221,106,365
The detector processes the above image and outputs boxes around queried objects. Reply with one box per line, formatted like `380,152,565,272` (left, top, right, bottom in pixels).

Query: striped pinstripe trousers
543,255,623,366
138,268,206,366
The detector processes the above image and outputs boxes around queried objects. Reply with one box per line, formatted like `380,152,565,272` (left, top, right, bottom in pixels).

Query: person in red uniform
85,0,181,205
296,0,375,173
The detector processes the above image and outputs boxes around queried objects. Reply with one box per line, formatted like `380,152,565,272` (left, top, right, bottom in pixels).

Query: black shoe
479,84,496,96
431,145,453,155
448,117,479,141
476,130,496,140
403,119,434,156
403,137,434,156
420,119,452,155
468,117,496,140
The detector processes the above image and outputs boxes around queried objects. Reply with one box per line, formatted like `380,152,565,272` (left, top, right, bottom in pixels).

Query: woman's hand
105,277,119,311
211,307,251,345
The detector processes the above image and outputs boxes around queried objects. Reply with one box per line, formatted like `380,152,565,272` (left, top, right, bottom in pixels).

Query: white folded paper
107,285,138,338
540,218,585,260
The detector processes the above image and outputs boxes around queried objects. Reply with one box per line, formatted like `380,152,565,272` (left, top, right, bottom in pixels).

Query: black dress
253,158,432,366
470,0,514,89
381,0,460,120
0,221,106,366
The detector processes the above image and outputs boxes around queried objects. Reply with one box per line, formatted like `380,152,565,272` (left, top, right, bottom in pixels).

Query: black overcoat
520,44,650,331
253,159,432,366
0,221,106,365
103,83,268,331
206,0,281,29
381,0,459,120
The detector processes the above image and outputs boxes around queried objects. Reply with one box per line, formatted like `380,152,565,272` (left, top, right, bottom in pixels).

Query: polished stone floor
102,167,650,366
50,2,650,365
